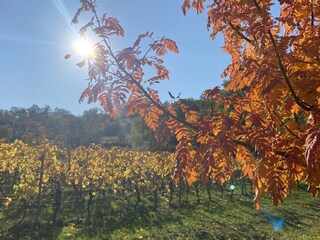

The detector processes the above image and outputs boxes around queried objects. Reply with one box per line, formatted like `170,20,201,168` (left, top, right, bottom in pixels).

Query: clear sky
0,0,230,115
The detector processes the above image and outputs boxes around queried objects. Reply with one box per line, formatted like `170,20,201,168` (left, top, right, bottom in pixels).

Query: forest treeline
0,99,207,151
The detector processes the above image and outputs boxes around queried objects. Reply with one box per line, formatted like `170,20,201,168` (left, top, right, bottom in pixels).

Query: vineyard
0,138,257,238
1,139,320,239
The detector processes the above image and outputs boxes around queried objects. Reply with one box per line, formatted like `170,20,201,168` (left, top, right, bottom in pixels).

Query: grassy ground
1,186,320,239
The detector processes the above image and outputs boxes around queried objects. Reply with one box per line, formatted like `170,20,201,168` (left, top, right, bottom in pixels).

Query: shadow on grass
2,189,319,240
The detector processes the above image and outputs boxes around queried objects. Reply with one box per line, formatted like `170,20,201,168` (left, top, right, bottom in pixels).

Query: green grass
1,186,320,239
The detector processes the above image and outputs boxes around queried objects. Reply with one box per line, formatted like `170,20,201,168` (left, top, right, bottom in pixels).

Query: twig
228,21,252,44
273,110,300,138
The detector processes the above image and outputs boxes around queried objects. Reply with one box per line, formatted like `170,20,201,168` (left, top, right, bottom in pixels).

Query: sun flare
74,38,94,57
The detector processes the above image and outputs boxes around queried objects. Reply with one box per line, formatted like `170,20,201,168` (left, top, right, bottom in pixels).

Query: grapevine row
0,139,250,226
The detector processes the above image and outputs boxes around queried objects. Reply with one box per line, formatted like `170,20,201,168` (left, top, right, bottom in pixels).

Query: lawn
1,185,319,239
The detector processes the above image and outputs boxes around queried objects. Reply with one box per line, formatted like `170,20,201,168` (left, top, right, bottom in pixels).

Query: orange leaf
160,38,179,54
311,185,318,197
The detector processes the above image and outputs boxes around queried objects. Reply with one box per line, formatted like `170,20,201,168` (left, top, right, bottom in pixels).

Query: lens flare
267,215,285,231
74,38,94,57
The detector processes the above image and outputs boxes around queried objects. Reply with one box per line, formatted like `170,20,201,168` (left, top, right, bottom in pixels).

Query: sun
74,38,94,57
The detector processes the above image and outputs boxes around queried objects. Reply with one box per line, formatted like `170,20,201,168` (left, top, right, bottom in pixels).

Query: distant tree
79,108,108,145
128,116,176,151
45,108,80,147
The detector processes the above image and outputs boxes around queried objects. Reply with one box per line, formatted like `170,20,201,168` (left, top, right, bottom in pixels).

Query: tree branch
91,7,198,132
88,1,295,164
252,0,312,111
228,21,253,44
272,110,300,138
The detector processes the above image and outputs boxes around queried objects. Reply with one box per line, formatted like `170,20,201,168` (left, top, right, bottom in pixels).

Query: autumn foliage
69,0,320,209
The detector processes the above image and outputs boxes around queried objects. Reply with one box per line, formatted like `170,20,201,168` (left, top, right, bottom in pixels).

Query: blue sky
0,0,230,115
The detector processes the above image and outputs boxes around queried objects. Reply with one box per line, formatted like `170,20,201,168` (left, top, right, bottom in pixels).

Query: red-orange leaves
212,150,232,184
76,60,86,68
116,47,139,69
155,65,169,80
254,188,261,210
253,163,268,210
175,125,191,142
305,126,320,168
247,113,264,128
181,0,191,15
148,89,161,105
150,38,179,56
182,0,206,15
236,146,257,180
160,38,179,54
81,1,94,11
174,138,197,185
266,169,287,206
79,87,92,103
178,101,199,124
195,146,215,185
104,17,124,37
98,92,113,113
185,110,199,124
203,86,221,99
132,68,144,82
311,185,318,198
305,126,320,189
191,0,206,14
174,139,188,182
133,32,153,48
150,43,167,56
143,107,163,132
185,169,198,186
96,85,127,119
156,119,172,141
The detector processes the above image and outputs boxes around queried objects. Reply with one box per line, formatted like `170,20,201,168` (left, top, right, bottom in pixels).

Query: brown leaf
105,17,124,37
160,38,179,54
